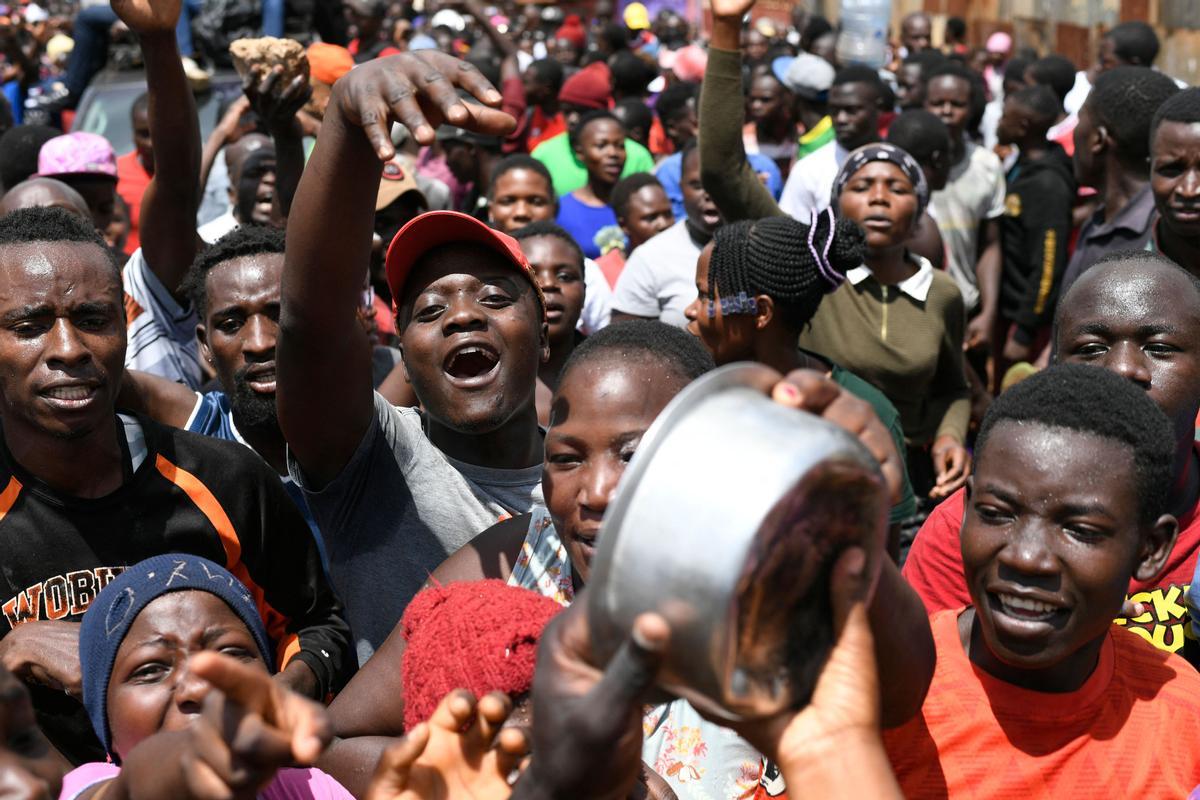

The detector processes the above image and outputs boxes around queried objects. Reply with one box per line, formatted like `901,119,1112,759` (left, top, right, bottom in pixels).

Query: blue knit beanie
79,554,275,760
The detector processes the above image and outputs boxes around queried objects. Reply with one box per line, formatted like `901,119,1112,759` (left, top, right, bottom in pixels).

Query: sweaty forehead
0,241,121,301
1064,263,1200,331
976,420,1135,500
205,253,284,306
556,354,686,422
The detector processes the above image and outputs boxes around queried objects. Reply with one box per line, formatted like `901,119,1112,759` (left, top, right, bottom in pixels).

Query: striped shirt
123,248,202,388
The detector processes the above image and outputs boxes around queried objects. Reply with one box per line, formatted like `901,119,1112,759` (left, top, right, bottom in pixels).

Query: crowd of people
0,0,1199,796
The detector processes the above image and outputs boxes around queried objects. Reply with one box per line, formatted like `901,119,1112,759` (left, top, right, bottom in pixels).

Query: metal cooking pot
587,362,888,720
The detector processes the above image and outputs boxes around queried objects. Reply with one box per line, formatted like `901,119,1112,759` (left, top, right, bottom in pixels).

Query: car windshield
72,77,239,156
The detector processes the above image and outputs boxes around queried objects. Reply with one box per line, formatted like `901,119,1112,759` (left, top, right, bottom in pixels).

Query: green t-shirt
829,360,919,525
531,132,656,196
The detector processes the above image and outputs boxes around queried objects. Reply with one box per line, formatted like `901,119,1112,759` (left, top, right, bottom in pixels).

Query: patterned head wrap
830,142,930,221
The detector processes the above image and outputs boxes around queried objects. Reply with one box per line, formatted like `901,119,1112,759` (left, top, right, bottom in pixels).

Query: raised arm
200,95,251,193
244,66,312,221
700,0,786,222
278,52,515,488
114,0,201,297
463,0,518,65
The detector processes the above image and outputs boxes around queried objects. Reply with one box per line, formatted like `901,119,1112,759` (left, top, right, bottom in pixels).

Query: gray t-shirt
928,141,1006,313
289,392,543,664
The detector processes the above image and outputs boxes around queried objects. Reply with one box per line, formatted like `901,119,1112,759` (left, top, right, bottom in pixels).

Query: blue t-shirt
187,391,327,567
556,193,620,260
655,151,782,220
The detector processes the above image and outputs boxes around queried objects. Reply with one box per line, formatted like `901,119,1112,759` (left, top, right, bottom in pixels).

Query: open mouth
990,591,1068,626
443,343,501,386
544,302,565,323
41,383,100,410
243,366,277,394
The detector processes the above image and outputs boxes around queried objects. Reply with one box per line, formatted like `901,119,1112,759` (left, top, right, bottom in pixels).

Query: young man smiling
905,251,1200,656
885,364,1200,796
277,50,547,663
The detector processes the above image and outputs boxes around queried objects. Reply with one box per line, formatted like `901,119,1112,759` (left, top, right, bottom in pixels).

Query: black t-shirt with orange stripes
0,414,351,764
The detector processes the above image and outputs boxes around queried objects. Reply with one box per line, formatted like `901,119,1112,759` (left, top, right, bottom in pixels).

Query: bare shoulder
426,513,532,587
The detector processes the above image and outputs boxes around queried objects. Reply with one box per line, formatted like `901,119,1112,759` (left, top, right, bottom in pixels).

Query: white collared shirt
845,254,934,302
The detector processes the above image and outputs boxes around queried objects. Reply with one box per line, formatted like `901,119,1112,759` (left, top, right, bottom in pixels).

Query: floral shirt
509,508,763,799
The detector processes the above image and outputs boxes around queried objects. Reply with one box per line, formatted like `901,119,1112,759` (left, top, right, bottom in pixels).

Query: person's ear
1094,123,1113,156
539,319,551,364
1016,114,1031,139
196,323,211,365
1133,514,1179,582
755,294,773,330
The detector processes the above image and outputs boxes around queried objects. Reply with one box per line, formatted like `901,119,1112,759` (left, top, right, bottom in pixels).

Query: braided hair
706,211,866,331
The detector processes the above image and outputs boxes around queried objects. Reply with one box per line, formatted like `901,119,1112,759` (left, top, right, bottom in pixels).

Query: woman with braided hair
684,211,918,548
690,142,971,510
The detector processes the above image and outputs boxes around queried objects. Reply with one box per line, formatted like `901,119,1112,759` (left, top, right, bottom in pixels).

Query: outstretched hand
332,49,515,160
110,0,182,35
365,690,528,800
513,597,669,800
110,653,333,800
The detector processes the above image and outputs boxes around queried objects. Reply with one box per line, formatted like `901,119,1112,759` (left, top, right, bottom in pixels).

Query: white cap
782,53,836,100
430,8,465,32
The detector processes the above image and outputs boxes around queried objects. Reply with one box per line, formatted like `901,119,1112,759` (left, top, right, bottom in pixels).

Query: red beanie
401,580,564,731
559,61,613,110
555,15,587,51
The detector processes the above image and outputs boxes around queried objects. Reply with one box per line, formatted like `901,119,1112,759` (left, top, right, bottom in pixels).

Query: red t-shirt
883,608,1200,797
115,150,151,255
347,38,401,62
526,107,566,154
903,448,1200,656
594,247,625,290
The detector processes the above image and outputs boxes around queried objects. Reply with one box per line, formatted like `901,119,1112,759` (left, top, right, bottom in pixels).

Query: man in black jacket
0,206,351,764
994,85,1076,384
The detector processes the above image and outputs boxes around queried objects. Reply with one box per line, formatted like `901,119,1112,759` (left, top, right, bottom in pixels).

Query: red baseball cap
384,210,546,319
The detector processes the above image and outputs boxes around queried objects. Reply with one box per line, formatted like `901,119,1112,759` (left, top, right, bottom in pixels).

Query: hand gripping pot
587,363,889,720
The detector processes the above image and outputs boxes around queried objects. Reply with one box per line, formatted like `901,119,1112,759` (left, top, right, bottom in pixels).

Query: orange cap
307,42,353,86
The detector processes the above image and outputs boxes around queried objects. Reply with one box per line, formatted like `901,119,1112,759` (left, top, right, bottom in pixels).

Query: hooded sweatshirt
999,142,1076,343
